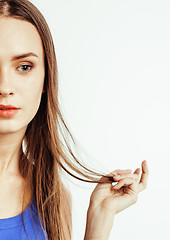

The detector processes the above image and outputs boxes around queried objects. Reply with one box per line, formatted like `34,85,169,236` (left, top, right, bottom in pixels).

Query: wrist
84,206,115,240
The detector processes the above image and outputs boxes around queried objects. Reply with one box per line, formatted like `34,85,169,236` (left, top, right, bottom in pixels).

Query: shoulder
60,183,72,239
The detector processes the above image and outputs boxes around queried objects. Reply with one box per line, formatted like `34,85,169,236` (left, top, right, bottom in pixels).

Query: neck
0,128,26,177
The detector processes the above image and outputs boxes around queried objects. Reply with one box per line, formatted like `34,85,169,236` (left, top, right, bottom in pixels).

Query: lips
0,104,19,110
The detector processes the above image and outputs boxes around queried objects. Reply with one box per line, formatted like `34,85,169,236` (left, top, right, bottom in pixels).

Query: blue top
0,196,48,240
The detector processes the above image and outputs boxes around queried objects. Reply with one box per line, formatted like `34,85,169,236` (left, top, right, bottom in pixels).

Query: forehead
0,16,44,59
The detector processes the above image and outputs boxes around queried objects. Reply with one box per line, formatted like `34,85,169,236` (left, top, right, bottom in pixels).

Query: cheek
16,68,45,122
24,85,43,114
0,70,45,133
0,89,43,134
20,79,44,123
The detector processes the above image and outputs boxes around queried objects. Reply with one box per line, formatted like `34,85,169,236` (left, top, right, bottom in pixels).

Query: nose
0,91,13,97
0,68,14,97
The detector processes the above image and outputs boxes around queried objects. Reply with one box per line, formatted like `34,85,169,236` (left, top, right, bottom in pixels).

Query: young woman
0,0,149,239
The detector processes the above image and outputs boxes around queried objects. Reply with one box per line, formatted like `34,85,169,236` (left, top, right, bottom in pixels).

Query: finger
100,169,132,183
113,173,139,181
113,177,138,191
111,169,132,176
133,168,141,183
134,168,141,175
138,160,149,192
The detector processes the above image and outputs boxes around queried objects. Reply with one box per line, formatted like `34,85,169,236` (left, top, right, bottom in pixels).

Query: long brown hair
0,0,113,239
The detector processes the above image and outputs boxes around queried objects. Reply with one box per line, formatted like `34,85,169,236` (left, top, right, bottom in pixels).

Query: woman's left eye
17,64,33,73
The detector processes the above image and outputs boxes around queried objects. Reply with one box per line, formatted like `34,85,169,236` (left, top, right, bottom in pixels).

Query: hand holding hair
84,160,149,240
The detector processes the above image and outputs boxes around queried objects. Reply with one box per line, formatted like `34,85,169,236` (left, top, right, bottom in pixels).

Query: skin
0,15,149,238
0,17,45,176
0,16,45,217
84,160,149,239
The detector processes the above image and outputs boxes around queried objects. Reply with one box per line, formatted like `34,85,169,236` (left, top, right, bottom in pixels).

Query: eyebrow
11,52,38,61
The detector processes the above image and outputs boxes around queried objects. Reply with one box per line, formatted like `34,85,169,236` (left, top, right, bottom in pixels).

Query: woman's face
0,17,45,134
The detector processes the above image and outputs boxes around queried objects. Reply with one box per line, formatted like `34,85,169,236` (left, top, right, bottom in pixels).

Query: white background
31,0,169,239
